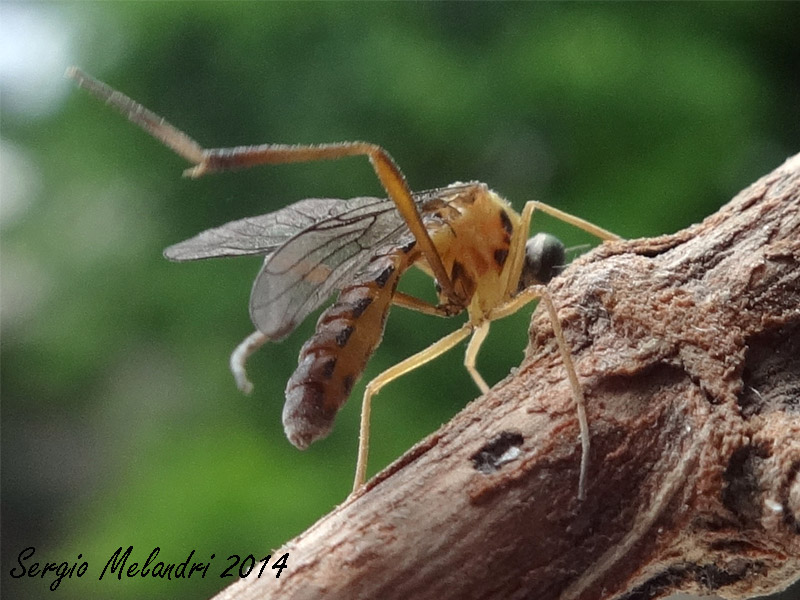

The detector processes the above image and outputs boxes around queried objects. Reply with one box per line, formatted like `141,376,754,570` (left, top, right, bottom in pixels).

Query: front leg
489,286,590,501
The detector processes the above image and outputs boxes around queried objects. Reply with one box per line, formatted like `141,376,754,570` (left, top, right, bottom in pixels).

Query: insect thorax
424,183,522,316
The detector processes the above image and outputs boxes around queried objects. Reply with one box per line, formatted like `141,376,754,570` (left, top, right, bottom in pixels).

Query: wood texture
212,154,800,600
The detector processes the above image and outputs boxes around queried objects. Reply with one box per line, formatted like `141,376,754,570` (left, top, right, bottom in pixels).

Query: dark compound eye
518,232,566,291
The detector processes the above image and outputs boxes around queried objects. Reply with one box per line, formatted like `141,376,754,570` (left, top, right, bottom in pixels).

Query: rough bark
212,154,800,600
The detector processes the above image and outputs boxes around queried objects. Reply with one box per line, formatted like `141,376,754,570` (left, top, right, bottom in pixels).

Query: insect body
69,67,619,498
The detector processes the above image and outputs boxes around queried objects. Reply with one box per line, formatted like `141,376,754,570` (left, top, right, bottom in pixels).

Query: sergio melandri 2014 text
10,545,289,591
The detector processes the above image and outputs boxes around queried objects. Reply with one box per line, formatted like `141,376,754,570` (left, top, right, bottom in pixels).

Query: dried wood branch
212,154,800,600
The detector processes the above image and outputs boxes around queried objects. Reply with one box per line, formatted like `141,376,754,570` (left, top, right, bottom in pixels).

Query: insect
68,67,619,499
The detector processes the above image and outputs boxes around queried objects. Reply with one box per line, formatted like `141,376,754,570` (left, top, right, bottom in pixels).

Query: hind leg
353,323,473,492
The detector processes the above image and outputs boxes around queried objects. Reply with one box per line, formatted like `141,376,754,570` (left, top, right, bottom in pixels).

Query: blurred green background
2,3,798,599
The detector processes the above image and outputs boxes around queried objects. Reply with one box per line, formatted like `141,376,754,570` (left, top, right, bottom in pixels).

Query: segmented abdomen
282,249,409,449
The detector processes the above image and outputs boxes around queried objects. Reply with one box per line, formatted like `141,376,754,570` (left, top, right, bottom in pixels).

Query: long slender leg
499,200,538,298
66,67,206,165
391,292,458,318
490,286,590,500
229,330,269,394
494,199,618,500
501,200,620,299
353,323,473,491
67,67,458,305
196,142,458,304
526,200,621,241
464,321,491,394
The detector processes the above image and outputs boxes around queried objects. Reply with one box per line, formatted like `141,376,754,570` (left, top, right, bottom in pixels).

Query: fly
68,67,620,499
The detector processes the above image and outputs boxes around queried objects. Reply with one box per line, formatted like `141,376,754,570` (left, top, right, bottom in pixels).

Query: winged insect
69,67,619,497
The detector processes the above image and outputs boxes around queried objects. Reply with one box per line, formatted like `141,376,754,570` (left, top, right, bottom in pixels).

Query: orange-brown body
70,67,616,497
422,183,520,320
283,183,519,448
283,249,413,448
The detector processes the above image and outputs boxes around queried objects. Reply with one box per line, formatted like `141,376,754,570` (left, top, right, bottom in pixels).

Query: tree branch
212,154,800,600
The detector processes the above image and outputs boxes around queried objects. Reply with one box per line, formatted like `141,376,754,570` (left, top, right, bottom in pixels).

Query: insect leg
190,142,460,306
391,292,460,318
501,200,620,301
67,67,206,165
67,68,459,305
500,199,538,299
230,330,269,394
525,200,621,241
464,321,491,394
489,286,590,501
353,323,473,491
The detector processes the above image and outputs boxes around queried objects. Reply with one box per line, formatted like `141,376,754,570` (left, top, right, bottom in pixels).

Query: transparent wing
165,181,480,341
250,195,416,339
163,197,349,261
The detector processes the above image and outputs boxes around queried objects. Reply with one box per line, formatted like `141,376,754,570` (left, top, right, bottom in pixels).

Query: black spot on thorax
494,248,509,268
499,209,514,236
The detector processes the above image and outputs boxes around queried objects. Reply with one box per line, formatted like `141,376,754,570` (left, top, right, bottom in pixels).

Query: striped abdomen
283,249,411,449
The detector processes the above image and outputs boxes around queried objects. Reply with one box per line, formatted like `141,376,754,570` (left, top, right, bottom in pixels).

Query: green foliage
2,3,798,600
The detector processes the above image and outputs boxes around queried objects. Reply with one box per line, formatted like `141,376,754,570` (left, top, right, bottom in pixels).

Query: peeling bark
211,154,800,600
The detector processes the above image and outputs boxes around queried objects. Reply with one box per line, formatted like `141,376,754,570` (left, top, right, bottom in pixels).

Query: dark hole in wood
470,431,524,474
